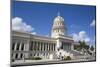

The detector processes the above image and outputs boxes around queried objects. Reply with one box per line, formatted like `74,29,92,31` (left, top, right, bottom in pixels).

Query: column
56,39,62,51
44,43,45,51
41,42,42,51
69,43,70,50
67,44,68,50
47,43,49,51
32,41,34,51
34,41,36,51
49,43,50,51
14,42,17,51
50,43,51,51
38,42,40,51
68,43,69,50
71,43,74,50
53,44,54,51
39,42,40,51
13,42,17,59
18,41,22,58
44,43,46,51
69,44,71,50
54,44,55,51
23,42,25,51
24,40,30,58
19,41,22,51
36,41,38,51
50,43,52,51
42,43,44,51
47,43,48,51
51,43,53,51
51,43,52,51
45,43,47,51
38,42,39,51
52,43,54,51
35,41,37,51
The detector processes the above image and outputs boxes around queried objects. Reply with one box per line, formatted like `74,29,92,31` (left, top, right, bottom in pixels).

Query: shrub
63,56,71,60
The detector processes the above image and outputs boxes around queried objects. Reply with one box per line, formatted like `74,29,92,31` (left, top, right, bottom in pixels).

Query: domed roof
54,12,64,23
54,15,64,22
53,12,65,29
51,12,67,37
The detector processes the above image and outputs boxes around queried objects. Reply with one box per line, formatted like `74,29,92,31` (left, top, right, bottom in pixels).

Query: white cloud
12,17,36,33
72,31,90,42
31,32,36,35
73,33,79,42
90,19,95,27
90,36,95,46
45,34,50,37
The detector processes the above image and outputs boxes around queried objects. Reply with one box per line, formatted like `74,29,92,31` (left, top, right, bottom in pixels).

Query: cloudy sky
12,1,96,46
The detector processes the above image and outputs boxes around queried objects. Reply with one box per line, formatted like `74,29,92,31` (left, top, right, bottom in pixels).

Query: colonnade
30,41,56,51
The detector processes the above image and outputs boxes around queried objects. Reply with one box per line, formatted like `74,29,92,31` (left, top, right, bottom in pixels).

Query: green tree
79,41,86,49
74,41,89,51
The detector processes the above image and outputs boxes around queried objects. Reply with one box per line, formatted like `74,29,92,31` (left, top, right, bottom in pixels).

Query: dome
53,15,65,28
51,12,67,38
54,16,64,23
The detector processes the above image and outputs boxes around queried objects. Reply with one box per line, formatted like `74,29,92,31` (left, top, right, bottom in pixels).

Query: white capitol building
11,13,89,62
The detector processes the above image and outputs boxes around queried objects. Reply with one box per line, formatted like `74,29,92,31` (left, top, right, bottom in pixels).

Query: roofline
12,30,56,40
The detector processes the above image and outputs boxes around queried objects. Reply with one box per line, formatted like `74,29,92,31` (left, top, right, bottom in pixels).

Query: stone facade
11,31,74,60
11,13,74,61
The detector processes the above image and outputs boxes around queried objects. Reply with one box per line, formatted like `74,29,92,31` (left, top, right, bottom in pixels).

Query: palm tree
78,41,90,54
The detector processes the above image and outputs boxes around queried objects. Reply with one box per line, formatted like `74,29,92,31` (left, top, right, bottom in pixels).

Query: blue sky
12,1,96,46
